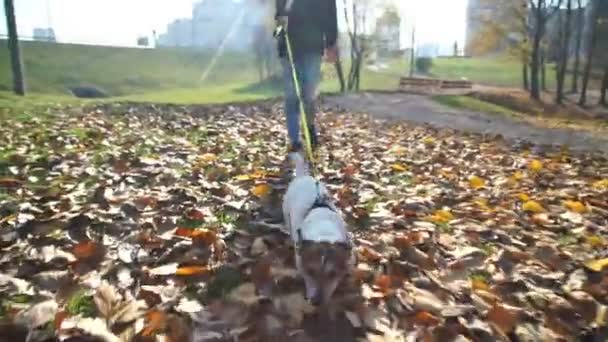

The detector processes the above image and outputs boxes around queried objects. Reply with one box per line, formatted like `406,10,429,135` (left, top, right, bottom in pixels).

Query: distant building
33,28,56,42
374,9,401,56
157,0,269,51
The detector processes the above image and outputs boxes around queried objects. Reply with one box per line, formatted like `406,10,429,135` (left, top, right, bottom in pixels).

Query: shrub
415,57,433,74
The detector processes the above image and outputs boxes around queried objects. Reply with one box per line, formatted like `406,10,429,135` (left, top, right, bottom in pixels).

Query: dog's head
299,241,351,305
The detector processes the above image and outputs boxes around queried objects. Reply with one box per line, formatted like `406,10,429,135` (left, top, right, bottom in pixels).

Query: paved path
325,92,608,153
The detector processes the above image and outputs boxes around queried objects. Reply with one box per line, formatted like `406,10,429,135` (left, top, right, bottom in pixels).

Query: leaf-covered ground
1,101,608,342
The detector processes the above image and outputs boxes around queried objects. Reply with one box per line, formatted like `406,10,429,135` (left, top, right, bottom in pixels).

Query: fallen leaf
199,153,217,163
469,176,486,189
251,183,272,198
487,304,520,335
584,258,608,272
471,278,490,291
518,193,530,202
358,246,383,262
72,241,101,260
374,275,392,294
185,208,205,220
592,179,608,189
423,136,435,145
390,163,407,173
0,177,22,188
427,209,454,224
141,310,166,336
585,235,606,248
528,159,543,172
522,200,544,213
175,266,210,276
563,200,588,213
413,311,440,326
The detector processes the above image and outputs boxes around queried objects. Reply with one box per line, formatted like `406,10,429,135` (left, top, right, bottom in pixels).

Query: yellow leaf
390,163,407,172
427,210,454,224
235,171,266,181
563,200,588,213
593,179,608,189
528,160,543,172
471,278,489,291
469,176,486,189
435,210,454,221
423,137,435,145
512,171,525,181
584,258,608,272
199,153,217,163
518,193,530,202
585,235,605,248
251,183,271,198
522,200,544,213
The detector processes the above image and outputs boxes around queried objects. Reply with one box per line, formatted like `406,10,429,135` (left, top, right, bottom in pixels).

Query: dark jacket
275,0,338,58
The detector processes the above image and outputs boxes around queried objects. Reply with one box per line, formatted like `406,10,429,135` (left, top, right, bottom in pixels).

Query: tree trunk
530,12,544,100
570,0,583,93
556,0,572,104
523,62,529,90
334,57,346,93
600,66,608,106
541,49,547,91
4,0,26,95
579,0,600,106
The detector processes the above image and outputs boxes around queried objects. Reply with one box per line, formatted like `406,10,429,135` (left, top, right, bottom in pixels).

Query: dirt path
325,92,608,153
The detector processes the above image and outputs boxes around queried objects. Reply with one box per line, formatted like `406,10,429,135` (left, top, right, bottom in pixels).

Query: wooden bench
399,77,473,91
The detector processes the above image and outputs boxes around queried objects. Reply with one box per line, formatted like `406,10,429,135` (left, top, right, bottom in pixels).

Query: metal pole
409,26,415,77
4,0,26,95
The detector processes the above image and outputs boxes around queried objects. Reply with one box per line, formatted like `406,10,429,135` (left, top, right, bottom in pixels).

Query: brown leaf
252,254,273,296
0,177,23,189
487,304,521,335
185,208,205,221
358,246,383,263
252,183,272,198
72,241,100,260
141,310,167,336
413,311,440,326
166,314,191,342
54,311,69,330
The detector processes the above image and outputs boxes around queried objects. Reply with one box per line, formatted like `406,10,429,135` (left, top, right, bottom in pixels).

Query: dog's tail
289,152,309,178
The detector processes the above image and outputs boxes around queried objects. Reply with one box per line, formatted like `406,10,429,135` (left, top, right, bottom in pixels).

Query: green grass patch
433,95,520,118
67,290,96,317
431,57,561,89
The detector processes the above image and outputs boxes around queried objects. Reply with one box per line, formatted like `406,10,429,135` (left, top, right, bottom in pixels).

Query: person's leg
281,57,301,150
300,53,322,146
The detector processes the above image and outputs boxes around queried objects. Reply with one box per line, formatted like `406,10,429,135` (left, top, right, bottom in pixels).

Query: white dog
282,152,355,305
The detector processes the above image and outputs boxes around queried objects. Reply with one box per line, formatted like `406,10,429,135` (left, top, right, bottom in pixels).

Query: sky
0,0,467,49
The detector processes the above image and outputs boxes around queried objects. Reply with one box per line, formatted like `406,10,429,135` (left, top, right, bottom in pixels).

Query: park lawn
0,91,88,121
432,95,521,118
431,57,560,89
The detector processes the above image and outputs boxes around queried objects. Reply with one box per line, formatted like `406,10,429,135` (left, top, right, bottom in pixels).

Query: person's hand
276,16,289,29
325,45,338,64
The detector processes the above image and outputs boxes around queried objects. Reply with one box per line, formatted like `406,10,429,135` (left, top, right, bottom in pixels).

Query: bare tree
528,0,563,100
334,51,346,92
555,0,572,104
579,0,600,106
4,0,26,95
570,0,585,93
342,0,369,91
